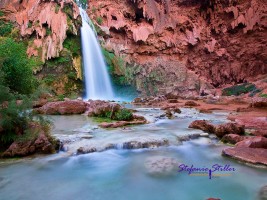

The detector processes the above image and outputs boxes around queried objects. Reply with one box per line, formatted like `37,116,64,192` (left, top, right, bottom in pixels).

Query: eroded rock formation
0,0,81,61
88,0,267,96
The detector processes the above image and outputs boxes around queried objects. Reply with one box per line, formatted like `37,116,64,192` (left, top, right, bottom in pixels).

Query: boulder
144,156,179,176
188,120,215,133
35,100,87,115
87,100,121,117
236,136,267,149
99,119,146,128
215,123,245,138
258,185,267,200
173,108,182,114
222,147,267,166
2,129,56,158
221,134,245,144
165,109,173,119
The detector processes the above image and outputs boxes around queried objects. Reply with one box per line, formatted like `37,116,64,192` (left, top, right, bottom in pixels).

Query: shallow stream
0,107,266,200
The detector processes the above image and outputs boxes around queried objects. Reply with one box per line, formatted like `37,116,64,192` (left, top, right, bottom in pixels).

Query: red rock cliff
88,0,267,96
0,0,81,62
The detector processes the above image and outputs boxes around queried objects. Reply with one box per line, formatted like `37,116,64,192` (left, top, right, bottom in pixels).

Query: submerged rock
35,100,87,115
77,147,96,154
189,120,215,133
0,177,10,189
258,185,267,200
144,156,179,176
206,198,221,200
222,147,267,166
178,133,201,142
123,139,169,149
99,119,146,128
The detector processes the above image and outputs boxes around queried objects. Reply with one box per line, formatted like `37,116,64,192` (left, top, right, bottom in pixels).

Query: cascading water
79,8,114,100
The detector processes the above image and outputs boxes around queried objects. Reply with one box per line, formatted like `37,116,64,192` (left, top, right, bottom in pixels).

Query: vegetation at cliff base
0,37,50,148
222,83,260,96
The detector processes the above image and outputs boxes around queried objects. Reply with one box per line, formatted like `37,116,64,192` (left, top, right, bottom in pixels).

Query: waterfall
79,8,114,100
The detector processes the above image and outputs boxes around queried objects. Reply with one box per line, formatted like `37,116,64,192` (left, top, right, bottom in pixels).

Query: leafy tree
0,38,38,95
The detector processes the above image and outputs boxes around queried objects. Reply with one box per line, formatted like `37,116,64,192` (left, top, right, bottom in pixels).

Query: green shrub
68,72,76,80
0,20,13,36
0,38,38,95
43,74,56,85
114,109,133,121
46,28,52,35
57,94,65,101
0,38,52,148
94,108,133,121
46,56,71,67
96,16,103,25
222,83,257,96
0,11,4,17
0,98,32,144
27,21,32,28
63,36,81,57
92,6,97,13
98,111,112,118
259,94,267,98
55,4,60,14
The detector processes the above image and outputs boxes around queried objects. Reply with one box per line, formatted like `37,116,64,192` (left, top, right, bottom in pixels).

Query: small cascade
115,143,124,150
79,8,114,100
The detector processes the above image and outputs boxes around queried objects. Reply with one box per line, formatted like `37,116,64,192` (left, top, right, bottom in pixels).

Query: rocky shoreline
1,96,267,168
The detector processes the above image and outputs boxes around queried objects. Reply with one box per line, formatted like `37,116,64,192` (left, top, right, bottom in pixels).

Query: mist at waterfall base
79,8,137,102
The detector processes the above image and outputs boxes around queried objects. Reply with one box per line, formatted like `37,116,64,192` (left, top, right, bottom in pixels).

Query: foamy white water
79,8,114,100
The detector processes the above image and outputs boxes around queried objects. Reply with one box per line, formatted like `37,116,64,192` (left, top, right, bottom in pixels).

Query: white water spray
79,8,114,100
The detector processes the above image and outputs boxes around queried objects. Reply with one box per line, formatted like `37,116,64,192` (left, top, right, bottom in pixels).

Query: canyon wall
88,0,267,96
0,0,83,96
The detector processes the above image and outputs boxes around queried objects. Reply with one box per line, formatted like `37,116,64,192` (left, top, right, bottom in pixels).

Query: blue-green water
0,108,266,200
0,144,266,200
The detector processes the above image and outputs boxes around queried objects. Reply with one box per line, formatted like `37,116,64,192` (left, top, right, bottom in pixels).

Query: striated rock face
88,0,267,96
0,0,81,62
